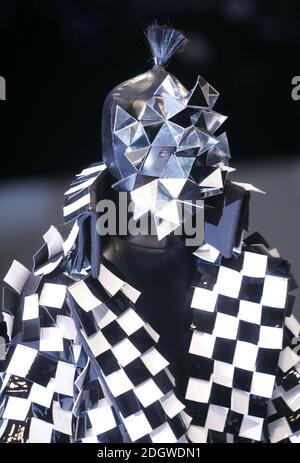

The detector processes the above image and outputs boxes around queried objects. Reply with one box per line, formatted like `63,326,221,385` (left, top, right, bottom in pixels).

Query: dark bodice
102,235,197,400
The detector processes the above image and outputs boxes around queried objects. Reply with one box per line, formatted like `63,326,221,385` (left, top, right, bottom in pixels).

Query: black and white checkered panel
0,270,75,441
185,249,291,443
63,163,106,223
70,350,127,444
68,263,188,443
1,286,18,366
267,313,300,443
0,223,91,443
32,222,80,277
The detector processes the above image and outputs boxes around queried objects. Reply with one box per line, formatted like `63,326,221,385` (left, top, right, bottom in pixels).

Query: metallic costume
0,24,299,443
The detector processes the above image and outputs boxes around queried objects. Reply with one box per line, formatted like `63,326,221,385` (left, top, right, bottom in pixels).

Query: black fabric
204,181,250,258
75,211,101,278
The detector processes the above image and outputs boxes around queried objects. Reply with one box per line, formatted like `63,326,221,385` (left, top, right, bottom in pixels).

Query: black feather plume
145,22,188,68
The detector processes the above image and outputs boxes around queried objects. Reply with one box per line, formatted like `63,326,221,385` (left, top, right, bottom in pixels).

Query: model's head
102,23,230,239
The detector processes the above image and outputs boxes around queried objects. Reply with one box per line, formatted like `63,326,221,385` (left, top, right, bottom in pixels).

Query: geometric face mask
102,25,231,239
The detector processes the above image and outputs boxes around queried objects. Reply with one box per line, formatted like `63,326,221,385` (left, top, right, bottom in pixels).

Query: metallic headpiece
102,23,230,239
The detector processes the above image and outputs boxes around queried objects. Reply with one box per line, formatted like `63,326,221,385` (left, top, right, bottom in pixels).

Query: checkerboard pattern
63,162,106,223
0,162,299,444
0,217,187,443
266,314,300,443
184,250,296,442
68,263,187,443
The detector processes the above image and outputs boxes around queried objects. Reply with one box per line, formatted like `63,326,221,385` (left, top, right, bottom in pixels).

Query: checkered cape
0,162,299,443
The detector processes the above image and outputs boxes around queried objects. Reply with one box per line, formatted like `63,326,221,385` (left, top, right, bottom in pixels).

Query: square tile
39,283,66,309
3,396,31,421
187,403,209,427
213,360,234,387
23,294,39,320
261,275,288,308
210,383,232,408
220,254,244,272
185,377,212,403
96,349,120,376
124,358,151,386
256,348,281,375
114,390,140,418
238,276,264,304
248,395,269,418
6,344,38,378
134,378,164,408
105,368,134,397
29,379,55,409
237,320,260,344
238,300,262,325
268,417,292,443
242,252,268,278
233,341,258,371
189,354,214,381
29,417,53,443
102,320,127,346
260,306,285,327
258,326,283,349
27,353,58,387
56,315,77,339
88,403,116,434
117,308,144,336
85,330,110,357
122,410,152,442
143,401,168,429
93,304,117,329
3,259,30,294
187,425,208,443
231,388,250,414
39,327,64,352
233,367,253,392
52,401,72,436
192,310,217,334
129,327,156,354
239,415,264,441
99,264,124,296
160,390,185,419
189,331,216,358
278,346,300,373
68,281,101,312
215,295,239,317
112,338,141,367
214,313,239,340
191,287,218,312
55,361,76,397
205,404,228,432
224,410,243,434
215,266,243,299
212,338,236,364
251,371,275,398
141,347,169,376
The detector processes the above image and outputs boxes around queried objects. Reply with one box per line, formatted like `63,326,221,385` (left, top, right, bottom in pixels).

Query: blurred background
0,0,299,316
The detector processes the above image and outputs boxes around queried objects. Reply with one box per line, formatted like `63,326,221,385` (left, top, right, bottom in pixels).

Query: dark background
0,0,300,177
0,0,299,317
